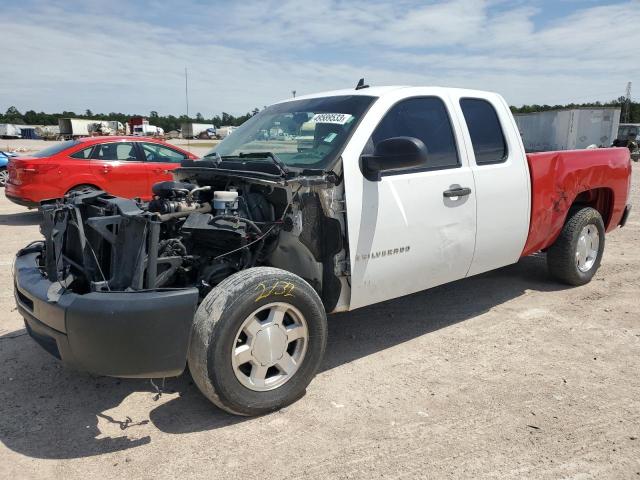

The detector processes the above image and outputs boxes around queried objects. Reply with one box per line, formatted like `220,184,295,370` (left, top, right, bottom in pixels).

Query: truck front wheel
188,267,327,416
547,207,605,286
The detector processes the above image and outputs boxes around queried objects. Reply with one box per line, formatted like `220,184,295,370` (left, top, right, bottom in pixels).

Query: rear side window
70,146,94,159
460,98,507,165
370,97,459,170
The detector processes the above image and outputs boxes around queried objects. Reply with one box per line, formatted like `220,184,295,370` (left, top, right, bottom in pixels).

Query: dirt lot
0,144,638,479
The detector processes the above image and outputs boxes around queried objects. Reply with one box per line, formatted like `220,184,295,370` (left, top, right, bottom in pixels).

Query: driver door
89,141,150,199
344,94,477,309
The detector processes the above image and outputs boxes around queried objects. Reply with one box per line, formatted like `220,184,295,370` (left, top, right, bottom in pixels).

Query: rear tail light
7,160,18,184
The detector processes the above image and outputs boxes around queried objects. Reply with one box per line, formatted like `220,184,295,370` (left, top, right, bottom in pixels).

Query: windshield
619,125,639,139
32,140,80,158
205,95,376,169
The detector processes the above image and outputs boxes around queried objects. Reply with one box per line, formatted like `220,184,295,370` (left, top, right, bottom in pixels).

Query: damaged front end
14,161,350,378
37,178,285,297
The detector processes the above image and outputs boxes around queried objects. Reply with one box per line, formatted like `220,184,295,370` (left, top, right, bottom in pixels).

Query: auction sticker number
311,113,353,125
255,281,295,302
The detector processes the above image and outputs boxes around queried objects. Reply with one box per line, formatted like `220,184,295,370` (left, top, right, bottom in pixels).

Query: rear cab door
138,142,190,187
343,87,478,309
448,90,531,275
89,141,151,199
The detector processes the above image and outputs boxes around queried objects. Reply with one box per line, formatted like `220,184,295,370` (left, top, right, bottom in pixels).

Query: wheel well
571,188,614,228
66,184,100,194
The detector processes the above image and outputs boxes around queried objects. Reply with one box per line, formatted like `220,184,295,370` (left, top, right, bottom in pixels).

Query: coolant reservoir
213,191,239,214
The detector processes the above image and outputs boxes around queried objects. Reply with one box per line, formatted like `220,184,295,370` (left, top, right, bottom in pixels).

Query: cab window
91,142,138,161
367,97,460,171
460,98,508,165
141,143,188,163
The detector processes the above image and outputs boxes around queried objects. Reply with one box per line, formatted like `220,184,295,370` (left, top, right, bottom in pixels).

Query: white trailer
58,118,100,139
514,108,620,152
0,124,22,138
181,122,215,139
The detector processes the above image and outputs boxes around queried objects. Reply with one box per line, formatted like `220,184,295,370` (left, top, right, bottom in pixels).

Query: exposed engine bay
38,160,349,312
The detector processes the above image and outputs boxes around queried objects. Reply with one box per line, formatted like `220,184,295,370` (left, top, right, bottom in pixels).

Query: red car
5,137,198,207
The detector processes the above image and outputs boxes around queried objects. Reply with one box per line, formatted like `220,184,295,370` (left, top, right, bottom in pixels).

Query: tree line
0,106,262,131
1,97,639,129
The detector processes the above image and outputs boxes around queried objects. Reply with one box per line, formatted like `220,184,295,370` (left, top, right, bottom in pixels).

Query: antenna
185,66,190,151
355,78,369,90
622,81,632,123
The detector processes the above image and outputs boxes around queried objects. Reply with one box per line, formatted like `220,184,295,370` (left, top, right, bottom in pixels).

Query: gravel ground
0,144,638,479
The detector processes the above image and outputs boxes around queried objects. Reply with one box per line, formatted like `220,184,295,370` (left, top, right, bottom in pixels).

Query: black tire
188,267,327,416
547,207,605,286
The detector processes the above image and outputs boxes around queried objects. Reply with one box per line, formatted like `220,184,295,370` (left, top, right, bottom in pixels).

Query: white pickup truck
14,85,632,416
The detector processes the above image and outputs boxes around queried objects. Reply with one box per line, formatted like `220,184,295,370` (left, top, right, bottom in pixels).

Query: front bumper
14,249,199,378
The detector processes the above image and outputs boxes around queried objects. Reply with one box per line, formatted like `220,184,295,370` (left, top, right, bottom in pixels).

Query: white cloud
0,0,637,115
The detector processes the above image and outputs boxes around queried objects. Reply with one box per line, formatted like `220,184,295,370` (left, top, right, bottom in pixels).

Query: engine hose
209,215,263,236
156,203,212,222
209,215,265,267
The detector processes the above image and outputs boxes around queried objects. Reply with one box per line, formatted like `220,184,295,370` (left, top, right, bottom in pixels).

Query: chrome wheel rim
231,302,308,392
576,225,599,272
0,169,8,187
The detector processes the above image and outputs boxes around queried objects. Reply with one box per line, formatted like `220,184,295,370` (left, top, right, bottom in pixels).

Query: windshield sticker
324,132,338,143
312,113,353,125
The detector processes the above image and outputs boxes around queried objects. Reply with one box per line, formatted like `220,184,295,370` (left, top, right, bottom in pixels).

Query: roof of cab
272,85,502,106
272,86,410,105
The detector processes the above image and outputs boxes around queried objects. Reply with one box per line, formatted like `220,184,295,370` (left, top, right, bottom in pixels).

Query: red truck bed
521,147,631,257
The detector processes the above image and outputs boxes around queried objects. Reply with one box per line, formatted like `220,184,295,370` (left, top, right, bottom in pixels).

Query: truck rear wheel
188,267,327,416
547,207,605,286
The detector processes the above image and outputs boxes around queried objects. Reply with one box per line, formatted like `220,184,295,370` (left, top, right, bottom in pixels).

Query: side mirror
360,136,428,181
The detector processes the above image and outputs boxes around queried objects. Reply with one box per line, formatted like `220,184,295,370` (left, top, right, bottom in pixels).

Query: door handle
443,187,472,198
102,165,112,173
152,168,169,174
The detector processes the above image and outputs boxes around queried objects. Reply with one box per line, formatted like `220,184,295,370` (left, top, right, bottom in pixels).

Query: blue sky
0,0,638,116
